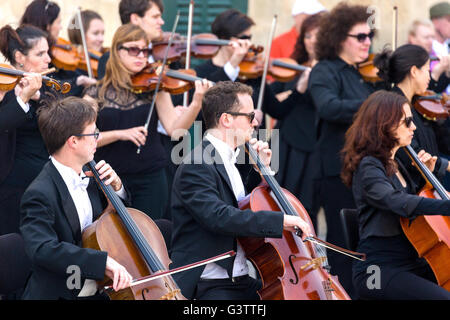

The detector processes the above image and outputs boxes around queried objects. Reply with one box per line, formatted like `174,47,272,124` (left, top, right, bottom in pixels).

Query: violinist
20,0,95,95
170,81,312,300
341,90,450,300
0,24,50,236
97,0,165,79
83,23,211,221
20,96,132,300
68,10,105,54
307,2,382,298
263,13,322,226
373,44,450,187
67,10,106,79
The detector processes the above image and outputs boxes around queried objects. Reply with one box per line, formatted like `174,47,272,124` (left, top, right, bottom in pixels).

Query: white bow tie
73,176,90,191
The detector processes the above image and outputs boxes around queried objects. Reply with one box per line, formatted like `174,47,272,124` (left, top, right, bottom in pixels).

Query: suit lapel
202,139,235,201
47,161,82,242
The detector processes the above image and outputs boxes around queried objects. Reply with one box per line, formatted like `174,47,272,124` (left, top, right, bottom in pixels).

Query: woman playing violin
263,12,321,227
307,3,384,298
374,44,450,187
20,0,96,95
83,23,211,221
0,24,51,236
341,90,450,300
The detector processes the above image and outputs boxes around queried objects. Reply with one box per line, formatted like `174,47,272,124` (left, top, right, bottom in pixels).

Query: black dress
0,90,49,235
352,156,450,300
84,85,168,220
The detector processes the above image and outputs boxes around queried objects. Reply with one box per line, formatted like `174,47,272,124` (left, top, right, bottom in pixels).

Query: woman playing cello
341,90,450,300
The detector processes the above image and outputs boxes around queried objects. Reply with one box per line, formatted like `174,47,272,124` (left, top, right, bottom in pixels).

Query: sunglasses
118,46,152,58
347,31,375,43
402,116,414,128
74,128,100,140
237,34,252,40
224,111,256,122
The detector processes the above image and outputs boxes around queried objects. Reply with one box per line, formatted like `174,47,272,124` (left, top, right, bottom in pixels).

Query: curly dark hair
315,2,371,61
291,12,323,64
341,90,409,187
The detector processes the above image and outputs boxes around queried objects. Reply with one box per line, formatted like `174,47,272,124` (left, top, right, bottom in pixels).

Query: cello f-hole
288,254,299,285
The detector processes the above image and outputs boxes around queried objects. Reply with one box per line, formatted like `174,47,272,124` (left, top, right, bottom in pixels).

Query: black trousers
320,176,356,299
354,263,450,300
194,276,262,300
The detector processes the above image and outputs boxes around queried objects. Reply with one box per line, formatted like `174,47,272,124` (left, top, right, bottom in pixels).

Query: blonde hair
98,23,148,103
408,19,434,37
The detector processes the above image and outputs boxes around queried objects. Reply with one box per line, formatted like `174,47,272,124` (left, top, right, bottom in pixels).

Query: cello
400,145,450,291
82,160,186,300
238,143,365,300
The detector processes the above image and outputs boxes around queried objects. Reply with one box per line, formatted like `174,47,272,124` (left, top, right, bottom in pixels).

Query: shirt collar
50,157,89,191
205,133,240,165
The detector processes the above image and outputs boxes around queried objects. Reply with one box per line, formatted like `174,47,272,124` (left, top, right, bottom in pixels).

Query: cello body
239,183,350,300
400,188,450,291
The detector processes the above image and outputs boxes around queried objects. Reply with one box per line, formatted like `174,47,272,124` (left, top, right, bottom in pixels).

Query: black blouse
84,85,167,175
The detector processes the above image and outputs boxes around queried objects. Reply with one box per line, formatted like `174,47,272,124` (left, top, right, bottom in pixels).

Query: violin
239,56,310,82
400,145,450,290
238,143,365,300
413,90,450,121
51,37,100,77
131,62,213,95
357,53,382,83
0,63,71,93
152,32,264,63
82,160,186,300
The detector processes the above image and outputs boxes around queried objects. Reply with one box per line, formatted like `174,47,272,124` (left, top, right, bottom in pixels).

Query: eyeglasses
402,116,414,128
237,34,252,40
118,46,152,58
347,31,375,43
74,128,100,140
224,111,256,122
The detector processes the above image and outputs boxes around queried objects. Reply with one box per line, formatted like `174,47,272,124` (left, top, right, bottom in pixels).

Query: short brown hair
315,3,371,61
37,96,97,155
202,81,253,130
119,0,164,24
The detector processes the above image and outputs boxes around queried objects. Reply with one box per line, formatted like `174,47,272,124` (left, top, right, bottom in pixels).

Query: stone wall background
0,0,445,60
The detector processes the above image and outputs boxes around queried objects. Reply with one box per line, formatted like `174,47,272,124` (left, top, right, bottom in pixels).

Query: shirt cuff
224,62,240,82
16,96,30,113
115,185,127,200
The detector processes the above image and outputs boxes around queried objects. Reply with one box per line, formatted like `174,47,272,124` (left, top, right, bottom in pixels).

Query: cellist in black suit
170,81,312,300
20,96,132,300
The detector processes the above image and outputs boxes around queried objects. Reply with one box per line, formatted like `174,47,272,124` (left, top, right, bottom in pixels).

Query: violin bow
182,0,195,107
76,7,94,79
137,11,181,154
255,14,277,113
102,250,236,292
392,5,398,50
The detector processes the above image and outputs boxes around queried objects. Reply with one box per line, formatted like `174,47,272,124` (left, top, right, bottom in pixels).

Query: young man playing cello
169,81,312,300
20,96,132,300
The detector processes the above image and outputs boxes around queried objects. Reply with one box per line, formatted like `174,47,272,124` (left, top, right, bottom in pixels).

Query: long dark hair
211,9,255,40
341,91,409,187
291,13,323,64
20,0,60,33
373,44,430,84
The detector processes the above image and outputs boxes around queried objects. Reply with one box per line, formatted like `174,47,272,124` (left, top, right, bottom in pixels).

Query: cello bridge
159,289,181,300
300,257,327,271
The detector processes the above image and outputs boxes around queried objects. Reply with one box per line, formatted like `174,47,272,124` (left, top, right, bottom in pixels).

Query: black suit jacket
20,161,111,300
170,139,284,299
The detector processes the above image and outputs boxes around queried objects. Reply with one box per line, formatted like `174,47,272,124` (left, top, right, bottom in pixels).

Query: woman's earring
19,63,24,68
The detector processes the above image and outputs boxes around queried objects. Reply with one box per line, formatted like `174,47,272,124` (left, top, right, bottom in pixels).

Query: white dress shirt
200,134,249,279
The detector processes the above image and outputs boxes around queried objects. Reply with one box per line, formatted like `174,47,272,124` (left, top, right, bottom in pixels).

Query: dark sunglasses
347,30,375,43
118,46,152,58
237,34,252,40
74,128,100,140
402,116,414,128
224,111,256,122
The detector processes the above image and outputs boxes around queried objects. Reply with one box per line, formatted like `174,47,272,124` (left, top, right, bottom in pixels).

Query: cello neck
245,143,298,217
403,145,449,200
87,160,167,271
